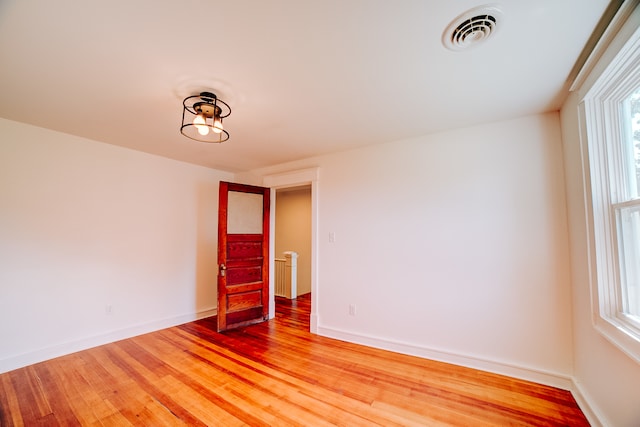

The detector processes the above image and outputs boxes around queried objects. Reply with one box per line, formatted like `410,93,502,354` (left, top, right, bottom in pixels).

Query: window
617,89,640,324
582,23,640,362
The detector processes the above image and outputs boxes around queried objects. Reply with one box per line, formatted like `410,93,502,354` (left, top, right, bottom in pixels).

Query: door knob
219,263,226,277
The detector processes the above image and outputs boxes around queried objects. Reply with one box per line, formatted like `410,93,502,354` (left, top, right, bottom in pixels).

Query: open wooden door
217,181,270,332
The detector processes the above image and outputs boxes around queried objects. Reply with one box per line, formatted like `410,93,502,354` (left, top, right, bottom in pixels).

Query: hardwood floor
0,294,589,426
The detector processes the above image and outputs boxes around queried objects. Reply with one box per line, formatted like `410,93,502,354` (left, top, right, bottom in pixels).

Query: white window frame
580,18,640,364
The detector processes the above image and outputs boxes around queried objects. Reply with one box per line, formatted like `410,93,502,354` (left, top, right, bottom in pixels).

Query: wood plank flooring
0,294,589,426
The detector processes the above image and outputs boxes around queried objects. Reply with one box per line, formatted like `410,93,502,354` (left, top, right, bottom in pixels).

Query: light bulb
193,114,209,136
213,117,223,134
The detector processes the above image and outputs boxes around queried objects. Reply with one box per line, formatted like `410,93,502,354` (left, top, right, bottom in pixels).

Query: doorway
275,185,312,298
264,168,319,333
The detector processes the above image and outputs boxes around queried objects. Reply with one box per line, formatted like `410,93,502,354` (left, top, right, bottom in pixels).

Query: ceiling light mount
181,91,231,143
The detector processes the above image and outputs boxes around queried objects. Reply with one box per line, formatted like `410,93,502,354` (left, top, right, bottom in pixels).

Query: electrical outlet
105,305,113,315
349,304,356,316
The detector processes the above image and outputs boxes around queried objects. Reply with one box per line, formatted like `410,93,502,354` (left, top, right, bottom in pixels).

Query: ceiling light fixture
180,91,231,143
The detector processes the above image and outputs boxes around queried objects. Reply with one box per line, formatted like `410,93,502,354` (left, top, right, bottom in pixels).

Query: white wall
251,112,574,386
0,118,233,373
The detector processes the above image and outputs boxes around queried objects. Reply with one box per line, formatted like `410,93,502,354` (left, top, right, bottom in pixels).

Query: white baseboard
0,307,217,374
570,379,606,427
310,313,319,334
317,324,574,390
317,325,608,425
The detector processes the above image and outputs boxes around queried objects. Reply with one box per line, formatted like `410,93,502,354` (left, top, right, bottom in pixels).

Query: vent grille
443,5,503,51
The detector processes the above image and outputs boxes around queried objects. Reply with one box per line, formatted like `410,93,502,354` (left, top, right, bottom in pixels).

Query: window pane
627,88,640,199
228,191,263,234
617,203,640,316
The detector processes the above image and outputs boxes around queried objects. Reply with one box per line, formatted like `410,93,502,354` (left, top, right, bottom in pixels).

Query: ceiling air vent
442,5,503,51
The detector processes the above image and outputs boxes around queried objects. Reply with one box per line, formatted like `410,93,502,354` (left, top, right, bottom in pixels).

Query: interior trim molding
263,167,320,188
0,307,217,375
570,0,637,91
319,323,605,425
570,379,606,427
317,324,575,389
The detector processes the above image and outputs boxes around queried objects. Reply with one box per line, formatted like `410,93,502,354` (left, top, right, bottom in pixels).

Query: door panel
217,182,270,332
227,191,264,234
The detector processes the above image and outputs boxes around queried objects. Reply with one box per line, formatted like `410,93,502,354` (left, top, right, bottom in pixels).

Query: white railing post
284,251,298,299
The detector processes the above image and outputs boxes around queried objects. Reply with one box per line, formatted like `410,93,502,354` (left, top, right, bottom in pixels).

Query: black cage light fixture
180,91,231,143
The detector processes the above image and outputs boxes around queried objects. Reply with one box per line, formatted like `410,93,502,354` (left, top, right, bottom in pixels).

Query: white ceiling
0,0,612,172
